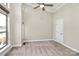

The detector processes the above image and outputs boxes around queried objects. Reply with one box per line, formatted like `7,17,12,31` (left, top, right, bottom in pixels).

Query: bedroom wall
10,3,22,46
22,4,53,41
52,4,79,50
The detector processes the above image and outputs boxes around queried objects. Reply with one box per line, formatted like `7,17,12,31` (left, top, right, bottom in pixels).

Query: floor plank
5,40,79,56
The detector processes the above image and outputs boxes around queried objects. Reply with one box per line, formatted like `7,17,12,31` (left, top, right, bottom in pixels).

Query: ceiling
23,3,65,13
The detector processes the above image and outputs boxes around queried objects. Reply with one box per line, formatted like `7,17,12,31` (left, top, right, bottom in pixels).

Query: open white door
55,19,64,43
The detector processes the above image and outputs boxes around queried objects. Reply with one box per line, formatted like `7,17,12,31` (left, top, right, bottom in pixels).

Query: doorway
55,19,64,43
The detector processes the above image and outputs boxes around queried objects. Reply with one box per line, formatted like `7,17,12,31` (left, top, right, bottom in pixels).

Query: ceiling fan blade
44,4,53,6
42,7,45,11
34,5,40,9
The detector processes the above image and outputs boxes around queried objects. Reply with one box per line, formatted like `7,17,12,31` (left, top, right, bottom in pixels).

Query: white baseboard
12,44,22,47
24,39,53,42
52,39,79,53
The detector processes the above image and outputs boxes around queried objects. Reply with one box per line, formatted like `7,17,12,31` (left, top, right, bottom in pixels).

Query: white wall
10,3,22,46
53,4,79,50
5,3,79,52
22,5,53,41
21,5,25,43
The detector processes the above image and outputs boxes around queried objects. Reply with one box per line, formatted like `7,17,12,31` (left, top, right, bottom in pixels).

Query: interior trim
0,4,9,14
23,39,53,42
0,44,12,56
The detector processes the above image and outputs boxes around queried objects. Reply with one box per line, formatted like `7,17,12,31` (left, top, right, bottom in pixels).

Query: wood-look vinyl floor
5,40,79,56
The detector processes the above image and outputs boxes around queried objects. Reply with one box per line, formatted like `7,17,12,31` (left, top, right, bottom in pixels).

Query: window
0,13,7,49
0,4,9,49
3,3,7,6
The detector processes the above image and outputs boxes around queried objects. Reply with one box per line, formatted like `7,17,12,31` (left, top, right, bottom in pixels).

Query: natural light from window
0,13,6,49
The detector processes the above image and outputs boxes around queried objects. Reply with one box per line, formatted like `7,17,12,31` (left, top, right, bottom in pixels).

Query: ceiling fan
33,3,53,11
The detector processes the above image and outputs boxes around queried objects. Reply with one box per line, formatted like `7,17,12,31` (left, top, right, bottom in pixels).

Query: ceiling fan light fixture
40,5,44,8
34,3,53,11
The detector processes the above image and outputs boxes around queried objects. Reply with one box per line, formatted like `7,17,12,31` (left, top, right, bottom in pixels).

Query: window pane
3,3,7,6
0,13,6,49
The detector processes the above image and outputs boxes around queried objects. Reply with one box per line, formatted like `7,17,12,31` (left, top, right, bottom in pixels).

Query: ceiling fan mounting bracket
33,3,53,11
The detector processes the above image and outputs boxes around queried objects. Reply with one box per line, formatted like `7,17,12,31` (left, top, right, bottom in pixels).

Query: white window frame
0,3,11,55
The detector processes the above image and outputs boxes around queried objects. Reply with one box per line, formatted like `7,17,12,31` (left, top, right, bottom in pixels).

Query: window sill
0,44,6,49
0,44,12,56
